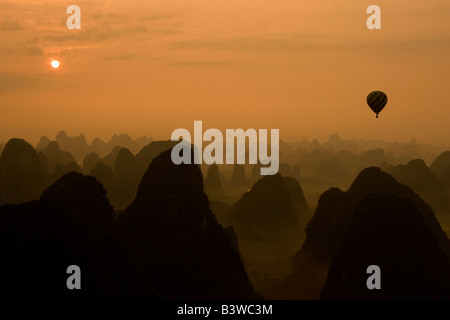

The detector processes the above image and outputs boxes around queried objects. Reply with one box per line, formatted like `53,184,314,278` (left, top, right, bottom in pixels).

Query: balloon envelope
367,91,388,118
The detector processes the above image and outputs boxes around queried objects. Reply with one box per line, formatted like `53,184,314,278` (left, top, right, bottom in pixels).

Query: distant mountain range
281,132,447,165
1,134,450,299
0,131,447,167
34,131,153,162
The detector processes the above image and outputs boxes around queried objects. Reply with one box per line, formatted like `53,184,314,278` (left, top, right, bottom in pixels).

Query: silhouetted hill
345,167,450,257
390,159,450,212
89,162,114,195
56,131,89,163
430,151,450,179
101,146,123,170
0,171,154,298
391,159,443,195
40,141,77,173
321,194,450,299
41,171,114,228
119,149,260,299
205,164,221,191
0,139,46,205
297,187,347,263
232,173,297,239
0,142,4,156
134,140,178,179
281,167,450,299
90,138,108,158
36,135,50,150
135,140,178,170
111,148,140,209
99,140,178,209
82,152,100,174
283,177,310,225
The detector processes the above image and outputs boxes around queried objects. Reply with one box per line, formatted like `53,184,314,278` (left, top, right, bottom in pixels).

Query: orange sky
0,0,449,145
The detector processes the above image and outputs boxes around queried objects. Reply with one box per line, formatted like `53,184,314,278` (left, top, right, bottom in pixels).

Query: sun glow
51,60,60,69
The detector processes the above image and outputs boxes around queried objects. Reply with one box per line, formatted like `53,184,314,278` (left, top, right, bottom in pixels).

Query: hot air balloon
367,91,387,118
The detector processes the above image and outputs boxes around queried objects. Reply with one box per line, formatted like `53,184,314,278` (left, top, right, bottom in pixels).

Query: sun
51,60,60,69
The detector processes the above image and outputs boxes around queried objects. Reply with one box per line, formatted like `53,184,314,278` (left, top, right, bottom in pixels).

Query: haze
0,0,449,145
